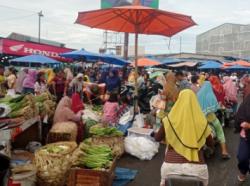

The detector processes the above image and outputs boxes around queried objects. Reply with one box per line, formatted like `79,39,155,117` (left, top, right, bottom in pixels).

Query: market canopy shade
60,49,129,66
168,61,198,68
131,58,160,67
224,60,250,67
60,49,101,61
75,5,196,36
225,64,250,70
199,62,222,69
75,0,196,98
10,54,60,64
101,54,129,66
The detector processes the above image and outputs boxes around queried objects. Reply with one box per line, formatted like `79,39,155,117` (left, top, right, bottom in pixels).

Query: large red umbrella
75,1,196,97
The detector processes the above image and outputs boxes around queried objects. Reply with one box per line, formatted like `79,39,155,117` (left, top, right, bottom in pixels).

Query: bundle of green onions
77,142,113,170
0,92,56,119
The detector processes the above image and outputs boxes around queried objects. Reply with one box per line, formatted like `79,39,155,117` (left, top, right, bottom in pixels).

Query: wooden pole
123,33,129,60
134,32,139,110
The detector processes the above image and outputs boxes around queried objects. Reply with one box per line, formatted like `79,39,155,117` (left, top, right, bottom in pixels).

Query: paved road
118,126,250,186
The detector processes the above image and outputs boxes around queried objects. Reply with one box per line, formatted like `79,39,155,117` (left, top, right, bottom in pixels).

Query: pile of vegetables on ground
75,140,113,170
89,125,123,137
92,105,103,113
0,92,56,119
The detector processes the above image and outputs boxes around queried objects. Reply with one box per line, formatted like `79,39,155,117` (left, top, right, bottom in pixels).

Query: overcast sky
0,0,250,54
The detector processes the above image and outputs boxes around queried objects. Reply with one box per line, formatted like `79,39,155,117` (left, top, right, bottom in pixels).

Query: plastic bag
124,136,159,160
82,108,101,122
132,113,144,128
119,107,134,125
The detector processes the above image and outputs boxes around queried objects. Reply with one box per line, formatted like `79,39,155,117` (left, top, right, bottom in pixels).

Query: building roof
7,32,65,48
197,23,249,38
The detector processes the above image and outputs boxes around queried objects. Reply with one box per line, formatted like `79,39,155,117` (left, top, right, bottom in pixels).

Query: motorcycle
120,81,162,114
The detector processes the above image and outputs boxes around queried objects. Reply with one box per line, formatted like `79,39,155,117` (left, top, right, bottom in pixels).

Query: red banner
0,38,73,61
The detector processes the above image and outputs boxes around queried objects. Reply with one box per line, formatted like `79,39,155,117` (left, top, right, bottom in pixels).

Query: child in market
102,93,119,126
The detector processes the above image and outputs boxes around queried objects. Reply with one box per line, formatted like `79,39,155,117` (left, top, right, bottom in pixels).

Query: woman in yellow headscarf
198,74,206,86
153,89,214,186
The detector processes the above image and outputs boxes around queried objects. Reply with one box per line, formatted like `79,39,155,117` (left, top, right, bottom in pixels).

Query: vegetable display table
0,116,42,148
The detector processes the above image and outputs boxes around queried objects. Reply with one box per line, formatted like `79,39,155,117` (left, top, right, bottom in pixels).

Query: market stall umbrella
101,54,129,66
225,64,250,70
168,61,198,68
60,49,102,61
198,62,222,69
224,60,250,67
10,54,60,64
75,1,196,96
131,58,160,67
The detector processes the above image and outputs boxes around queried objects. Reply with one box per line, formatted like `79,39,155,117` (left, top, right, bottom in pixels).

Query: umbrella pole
134,32,139,111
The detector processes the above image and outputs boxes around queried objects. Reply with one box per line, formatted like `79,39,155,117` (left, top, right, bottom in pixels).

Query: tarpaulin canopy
201,60,222,65
199,61,222,69
160,58,183,64
131,58,160,67
60,49,101,61
168,61,198,68
225,65,250,70
224,60,250,67
60,49,129,66
10,54,60,64
101,54,129,66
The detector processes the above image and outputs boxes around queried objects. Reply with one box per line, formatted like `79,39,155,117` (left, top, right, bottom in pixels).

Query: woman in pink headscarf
223,76,238,112
53,96,84,142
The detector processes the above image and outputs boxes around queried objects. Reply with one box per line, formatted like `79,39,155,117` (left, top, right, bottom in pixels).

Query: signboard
101,0,159,9
0,38,73,61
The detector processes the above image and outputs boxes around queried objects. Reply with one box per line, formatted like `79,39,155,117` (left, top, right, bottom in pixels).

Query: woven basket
34,141,77,186
90,136,124,158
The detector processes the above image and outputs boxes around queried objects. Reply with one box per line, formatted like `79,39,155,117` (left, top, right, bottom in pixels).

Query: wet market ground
117,125,250,186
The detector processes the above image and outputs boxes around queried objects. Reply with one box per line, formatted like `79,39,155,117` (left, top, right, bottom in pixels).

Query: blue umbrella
10,54,60,64
160,58,183,64
199,62,222,69
60,49,101,61
201,60,222,65
101,54,129,66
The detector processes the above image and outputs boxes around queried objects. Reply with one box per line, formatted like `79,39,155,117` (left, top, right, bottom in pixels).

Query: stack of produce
88,126,125,157
75,141,113,170
89,126,123,137
0,94,37,119
34,92,56,117
92,105,103,113
0,92,56,119
34,141,77,186
84,118,98,137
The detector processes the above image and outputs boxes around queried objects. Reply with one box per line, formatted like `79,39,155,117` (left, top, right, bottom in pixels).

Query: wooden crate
68,158,117,186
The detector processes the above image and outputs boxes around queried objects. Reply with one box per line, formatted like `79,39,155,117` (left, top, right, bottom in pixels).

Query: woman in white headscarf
15,68,28,94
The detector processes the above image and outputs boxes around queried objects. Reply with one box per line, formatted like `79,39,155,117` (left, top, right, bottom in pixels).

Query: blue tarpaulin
60,49,101,61
112,167,138,186
60,49,129,66
101,54,129,66
199,61,222,69
10,54,60,64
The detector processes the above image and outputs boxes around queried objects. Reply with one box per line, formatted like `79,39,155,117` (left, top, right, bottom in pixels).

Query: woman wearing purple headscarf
22,69,37,94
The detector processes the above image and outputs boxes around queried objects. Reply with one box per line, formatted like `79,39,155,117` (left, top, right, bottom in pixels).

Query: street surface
118,126,250,186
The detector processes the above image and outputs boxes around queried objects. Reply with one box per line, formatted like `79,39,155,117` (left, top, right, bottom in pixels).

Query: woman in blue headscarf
105,69,121,93
197,81,230,159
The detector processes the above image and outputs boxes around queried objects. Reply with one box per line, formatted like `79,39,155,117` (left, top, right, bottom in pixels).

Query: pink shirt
102,101,119,125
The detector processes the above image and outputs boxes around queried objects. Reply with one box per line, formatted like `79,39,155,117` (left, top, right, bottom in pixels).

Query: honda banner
0,38,73,61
